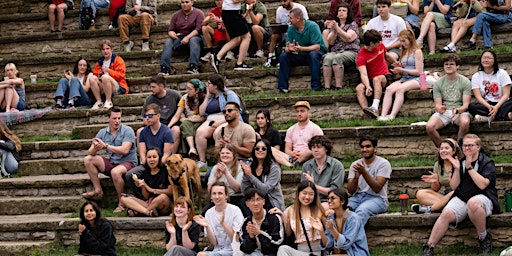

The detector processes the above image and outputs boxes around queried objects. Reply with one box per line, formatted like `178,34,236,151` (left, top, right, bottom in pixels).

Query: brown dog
165,154,202,210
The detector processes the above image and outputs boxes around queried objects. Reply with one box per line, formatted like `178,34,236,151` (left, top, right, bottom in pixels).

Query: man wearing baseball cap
283,101,324,165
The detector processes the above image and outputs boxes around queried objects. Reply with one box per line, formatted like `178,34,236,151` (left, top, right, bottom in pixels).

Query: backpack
79,5,94,30
224,91,250,124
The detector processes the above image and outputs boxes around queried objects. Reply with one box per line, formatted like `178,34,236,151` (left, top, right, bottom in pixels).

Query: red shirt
356,43,390,80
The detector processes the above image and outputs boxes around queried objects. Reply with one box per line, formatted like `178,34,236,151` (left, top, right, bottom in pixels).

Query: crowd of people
19,0,510,255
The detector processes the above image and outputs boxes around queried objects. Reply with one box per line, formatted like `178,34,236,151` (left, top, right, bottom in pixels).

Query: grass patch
242,87,356,100
31,242,505,256
31,244,165,256
20,135,73,142
273,116,430,130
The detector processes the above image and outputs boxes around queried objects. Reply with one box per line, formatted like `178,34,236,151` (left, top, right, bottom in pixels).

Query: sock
56,99,62,105
470,38,476,43
142,39,148,43
417,37,423,42
448,42,455,49
268,53,275,57
124,41,131,45
429,242,435,248
371,99,380,109
479,231,487,240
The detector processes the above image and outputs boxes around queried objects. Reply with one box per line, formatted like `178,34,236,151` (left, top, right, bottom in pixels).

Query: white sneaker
200,52,212,62
124,41,134,52
196,161,208,169
225,51,235,61
103,100,113,109
255,50,265,58
91,101,103,110
474,114,490,123
108,24,114,30
142,41,150,51
377,115,395,121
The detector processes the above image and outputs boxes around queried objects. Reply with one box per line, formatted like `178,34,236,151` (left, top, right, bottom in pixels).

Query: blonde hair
99,39,113,50
4,63,18,75
398,29,420,58
0,121,21,151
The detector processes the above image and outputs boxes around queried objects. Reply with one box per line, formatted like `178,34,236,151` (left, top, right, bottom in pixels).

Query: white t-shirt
348,156,392,203
136,0,142,16
275,3,309,24
471,69,512,103
223,0,241,11
365,14,406,48
204,204,244,252
207,163,244,197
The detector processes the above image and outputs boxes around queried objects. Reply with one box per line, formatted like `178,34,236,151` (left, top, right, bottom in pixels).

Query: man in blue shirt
83,107,138,213
277,8,326,93
125,103,175,198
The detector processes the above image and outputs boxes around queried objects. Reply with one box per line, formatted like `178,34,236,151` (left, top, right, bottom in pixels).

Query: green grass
242,87,356,100
20,135,73,142
272,116,430,130
31,242,505,256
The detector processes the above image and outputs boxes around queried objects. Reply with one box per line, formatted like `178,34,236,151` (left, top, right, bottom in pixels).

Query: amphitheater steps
0,241,54,256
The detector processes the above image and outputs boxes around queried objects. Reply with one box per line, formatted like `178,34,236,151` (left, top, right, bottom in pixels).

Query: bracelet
105,144,109,150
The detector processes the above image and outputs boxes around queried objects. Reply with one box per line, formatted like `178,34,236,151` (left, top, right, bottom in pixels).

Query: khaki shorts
432,109,469,126
433,12,451,29
444,195,493,227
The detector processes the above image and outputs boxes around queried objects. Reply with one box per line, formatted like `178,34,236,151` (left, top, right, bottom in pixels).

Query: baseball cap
293,101,310,109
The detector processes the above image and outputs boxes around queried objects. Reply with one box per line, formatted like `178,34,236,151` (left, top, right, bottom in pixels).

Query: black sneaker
234,62,253,70
187,64,199,74
210,54,220,73
460,41,476,51
478,233,493,254
159,65,170,76
411,204,432,214
439,46,455,53
54,102,64,109
422,243,434,256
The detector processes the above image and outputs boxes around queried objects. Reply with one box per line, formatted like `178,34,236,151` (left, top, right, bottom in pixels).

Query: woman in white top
468,50,512,122
271,180,325,256
54,57,93,109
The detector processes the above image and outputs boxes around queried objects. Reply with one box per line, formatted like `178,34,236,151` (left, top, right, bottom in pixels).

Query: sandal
147,208,159,217
127,209,137,217
82,191,103,200
113,205,126,213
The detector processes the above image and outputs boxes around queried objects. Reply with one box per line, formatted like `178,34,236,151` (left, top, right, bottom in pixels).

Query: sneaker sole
363,109,379,119
234,67,254,70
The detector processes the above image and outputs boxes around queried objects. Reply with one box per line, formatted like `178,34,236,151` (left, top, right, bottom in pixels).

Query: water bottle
505,188,512,212
399,194,409,215
420,72,427,90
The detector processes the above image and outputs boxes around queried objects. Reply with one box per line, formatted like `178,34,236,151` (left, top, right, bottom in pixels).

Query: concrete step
0,195,85,215
0,212,511,249
0,241,54,256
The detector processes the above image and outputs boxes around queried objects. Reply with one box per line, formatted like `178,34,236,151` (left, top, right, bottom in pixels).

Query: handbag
299,210,315,256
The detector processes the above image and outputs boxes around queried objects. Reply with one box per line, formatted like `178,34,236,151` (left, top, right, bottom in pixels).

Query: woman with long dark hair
241,138,285,211
54,56,93,109
77,201,116,256
468,50,512,122
412,138,461,214
322,188,370,256
168,78,207,155
120,147,172,217
271,180,325,256
195,74,241,168
0,120,21,177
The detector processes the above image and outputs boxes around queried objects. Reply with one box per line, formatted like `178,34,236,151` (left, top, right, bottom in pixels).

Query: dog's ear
178,154,183,161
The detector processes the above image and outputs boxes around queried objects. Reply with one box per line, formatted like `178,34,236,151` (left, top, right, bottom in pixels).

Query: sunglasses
222,108,237,114
255,146,267,152
327,196,338,201
143,113,155,118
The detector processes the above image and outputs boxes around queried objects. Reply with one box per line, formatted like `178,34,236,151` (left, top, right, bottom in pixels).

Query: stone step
0,212,511,249
18,158,85,176
0,241,54,256
0,173,110,197
0,195,84,215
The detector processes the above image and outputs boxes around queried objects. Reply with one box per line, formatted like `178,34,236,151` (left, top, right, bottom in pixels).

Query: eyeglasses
254,146,267,152
462,144,477,149
143,113,155,118
222,108,237,114
248,197,264,203
327,196,338,201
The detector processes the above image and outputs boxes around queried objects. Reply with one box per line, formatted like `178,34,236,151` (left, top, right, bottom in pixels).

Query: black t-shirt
139,166,170,199
259,127,282,148
164,220,201,252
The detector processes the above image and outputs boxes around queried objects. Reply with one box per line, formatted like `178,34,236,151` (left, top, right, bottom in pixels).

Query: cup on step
399,194,409,215
30,74,37,84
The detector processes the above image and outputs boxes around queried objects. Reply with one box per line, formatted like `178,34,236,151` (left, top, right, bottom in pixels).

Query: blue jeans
347,192,387,225
160,35,203,69
277,50,325,91
54,77,91,107
78,0,109,26
472,12,512,48
0,147,18,175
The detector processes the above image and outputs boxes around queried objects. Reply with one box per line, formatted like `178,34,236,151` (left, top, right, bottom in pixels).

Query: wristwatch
466,166,473,171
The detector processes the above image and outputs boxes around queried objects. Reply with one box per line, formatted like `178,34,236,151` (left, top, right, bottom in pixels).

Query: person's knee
466,197,483,212
111,167,127,180
84,155,94,165
355,83,365,94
